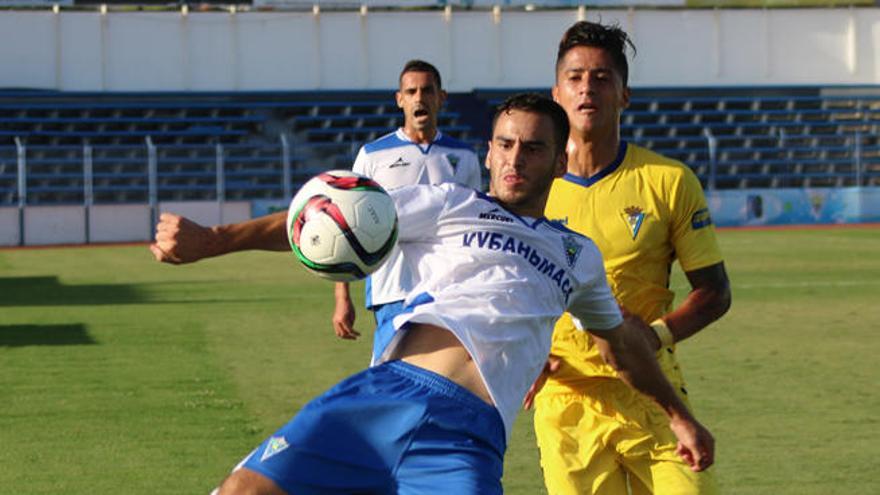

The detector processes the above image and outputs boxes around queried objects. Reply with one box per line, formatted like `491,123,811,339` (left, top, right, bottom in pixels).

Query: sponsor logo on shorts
260,436,290,462
691,208,712,229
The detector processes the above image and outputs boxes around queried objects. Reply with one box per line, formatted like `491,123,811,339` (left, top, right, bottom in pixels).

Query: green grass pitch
1,226,878,494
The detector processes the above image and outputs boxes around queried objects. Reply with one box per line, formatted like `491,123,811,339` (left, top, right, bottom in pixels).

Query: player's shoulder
410,181,481,200
626,142,702,185
541,219,604,277
363,130,408,154
542,218,598,249
627,143,690,173
433,134,477,155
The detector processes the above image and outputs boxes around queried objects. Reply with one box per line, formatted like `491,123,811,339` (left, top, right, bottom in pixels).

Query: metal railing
1,128,878,215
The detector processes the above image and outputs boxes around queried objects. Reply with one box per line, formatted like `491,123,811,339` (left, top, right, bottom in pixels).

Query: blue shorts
241,360,506,495
371,300,406,362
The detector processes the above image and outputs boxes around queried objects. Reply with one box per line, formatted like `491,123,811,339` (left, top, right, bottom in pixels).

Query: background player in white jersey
337,59,482,362
213,94,714,495
149,60,481,362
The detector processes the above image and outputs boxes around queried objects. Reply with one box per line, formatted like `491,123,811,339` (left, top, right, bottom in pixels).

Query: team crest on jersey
562,235,583,268
260,436,290,462
621,206,646,240
446,154,460,172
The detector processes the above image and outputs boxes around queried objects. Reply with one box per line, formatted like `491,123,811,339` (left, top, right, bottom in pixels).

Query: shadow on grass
0,323,96,347
1,276,298,306
1,276,145,306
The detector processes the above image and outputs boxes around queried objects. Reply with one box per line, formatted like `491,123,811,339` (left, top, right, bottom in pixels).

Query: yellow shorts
533,377,718,495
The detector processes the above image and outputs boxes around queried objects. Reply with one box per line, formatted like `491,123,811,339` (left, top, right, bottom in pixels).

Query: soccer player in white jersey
336,59,482,362
213,94,714,495
150,60,481,363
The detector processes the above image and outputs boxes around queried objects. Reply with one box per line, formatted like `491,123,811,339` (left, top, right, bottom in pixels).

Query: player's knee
216,468,285,495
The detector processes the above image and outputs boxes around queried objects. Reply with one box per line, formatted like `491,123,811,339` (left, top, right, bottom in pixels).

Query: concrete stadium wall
0,8,878,91
158,200,251,227
0,207,21,245
23,205,87,245
0,201,250,246
1,192,876,247
89,204,152,243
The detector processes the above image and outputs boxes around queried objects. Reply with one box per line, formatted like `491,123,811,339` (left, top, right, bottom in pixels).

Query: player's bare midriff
388,323,494,405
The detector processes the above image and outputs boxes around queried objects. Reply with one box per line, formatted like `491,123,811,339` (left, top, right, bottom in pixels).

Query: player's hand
669,415,715,472
522,355,561,410
619,306,662,351
332,297,360,340
150,213,217,264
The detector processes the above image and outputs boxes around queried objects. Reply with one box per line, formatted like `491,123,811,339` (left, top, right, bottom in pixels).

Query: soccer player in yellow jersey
527,21,732,495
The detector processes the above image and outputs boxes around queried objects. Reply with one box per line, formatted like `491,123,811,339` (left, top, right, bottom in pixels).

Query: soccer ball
286,170,398,282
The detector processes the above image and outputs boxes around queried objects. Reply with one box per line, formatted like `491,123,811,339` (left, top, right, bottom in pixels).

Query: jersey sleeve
566,242,623,333
388,184,449,242
668,167,724,272
351,146,371,177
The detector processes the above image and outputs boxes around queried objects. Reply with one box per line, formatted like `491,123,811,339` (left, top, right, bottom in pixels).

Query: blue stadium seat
2,87,879,204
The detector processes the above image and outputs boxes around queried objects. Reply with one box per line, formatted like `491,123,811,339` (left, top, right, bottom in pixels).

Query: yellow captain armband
650,319,675,348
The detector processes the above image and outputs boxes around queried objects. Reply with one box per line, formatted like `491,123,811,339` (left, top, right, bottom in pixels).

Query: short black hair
556,21,636,87
399,59,442,89
492,93,570,156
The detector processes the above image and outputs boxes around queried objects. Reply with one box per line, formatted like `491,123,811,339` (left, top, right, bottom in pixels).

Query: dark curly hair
556,21,636,87
493,93,570,156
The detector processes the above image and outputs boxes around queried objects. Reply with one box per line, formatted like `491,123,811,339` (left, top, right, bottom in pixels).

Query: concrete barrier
0,201,252,247
0,207,21,245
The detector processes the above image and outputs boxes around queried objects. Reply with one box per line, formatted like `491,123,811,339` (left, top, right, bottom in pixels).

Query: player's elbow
710,284,732,321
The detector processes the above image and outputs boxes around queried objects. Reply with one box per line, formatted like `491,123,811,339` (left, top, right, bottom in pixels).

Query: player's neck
493,193,548,219
402,125,438,145
566,130,620,179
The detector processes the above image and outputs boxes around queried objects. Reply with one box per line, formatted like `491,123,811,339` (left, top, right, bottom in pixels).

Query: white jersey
353,129,482,308
380,183,623,438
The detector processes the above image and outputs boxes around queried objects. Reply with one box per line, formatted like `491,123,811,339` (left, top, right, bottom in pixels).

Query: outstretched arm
150,211,289,264
590,318,715,472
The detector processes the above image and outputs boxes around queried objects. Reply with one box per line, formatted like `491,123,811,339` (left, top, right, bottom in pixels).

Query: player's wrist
206,224,230,258
650,318,675,348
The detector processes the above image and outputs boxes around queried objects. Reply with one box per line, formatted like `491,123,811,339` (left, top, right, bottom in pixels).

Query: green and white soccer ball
286,170,398,282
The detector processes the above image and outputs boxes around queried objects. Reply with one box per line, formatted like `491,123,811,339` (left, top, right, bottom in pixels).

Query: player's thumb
149,243,177,263
149,243,163,261
676,442,696,466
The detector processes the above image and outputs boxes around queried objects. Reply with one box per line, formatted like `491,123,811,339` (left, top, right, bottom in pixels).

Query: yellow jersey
543,142,723,384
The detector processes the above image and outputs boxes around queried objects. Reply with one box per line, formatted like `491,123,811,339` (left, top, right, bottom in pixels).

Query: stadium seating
1,87,878,205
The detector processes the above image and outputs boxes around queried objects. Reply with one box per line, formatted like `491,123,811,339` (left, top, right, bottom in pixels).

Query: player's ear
439,89,448,106
551,84,560,103
484,140,493,170
554,147,567,178
395,90,404,110
621,86,631,110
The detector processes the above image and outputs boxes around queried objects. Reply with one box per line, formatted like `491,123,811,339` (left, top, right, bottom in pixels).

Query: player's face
396,71,446,136
486,110,566,217
553,46,630,137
